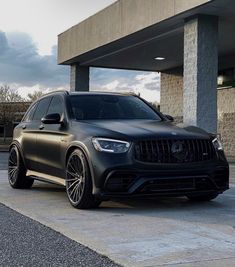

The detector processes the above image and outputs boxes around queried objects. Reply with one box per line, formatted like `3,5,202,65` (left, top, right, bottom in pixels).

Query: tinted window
70,95,161,121
33,97,51,121
47,96,63,117
22,103,37,122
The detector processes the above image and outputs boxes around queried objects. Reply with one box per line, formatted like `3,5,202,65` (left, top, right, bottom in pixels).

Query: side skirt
26,170,66,187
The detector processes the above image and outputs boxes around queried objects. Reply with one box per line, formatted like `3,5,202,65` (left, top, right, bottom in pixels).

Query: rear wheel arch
9,141,27,169
8,144,34,189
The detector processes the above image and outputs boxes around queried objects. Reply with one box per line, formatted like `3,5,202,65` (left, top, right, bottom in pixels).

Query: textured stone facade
218,88,235,157
160,72,183,117
183,15,218,133
161,73,235,157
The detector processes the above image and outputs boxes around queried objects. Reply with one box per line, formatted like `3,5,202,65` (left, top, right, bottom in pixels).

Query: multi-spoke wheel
66,149,101,209
8,145,34,189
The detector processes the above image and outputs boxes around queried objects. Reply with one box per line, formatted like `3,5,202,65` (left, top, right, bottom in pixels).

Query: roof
40,90,137,98
57,0,235,72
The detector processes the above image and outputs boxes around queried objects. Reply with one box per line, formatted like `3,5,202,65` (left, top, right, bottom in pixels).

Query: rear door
20,102,38,170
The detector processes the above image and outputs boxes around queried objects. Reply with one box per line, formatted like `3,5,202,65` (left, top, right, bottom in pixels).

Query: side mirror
41,113,61,124
164,114,174,122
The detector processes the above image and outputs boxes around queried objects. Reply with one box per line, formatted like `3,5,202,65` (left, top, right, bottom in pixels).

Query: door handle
22,125,26,130
39,125,44,130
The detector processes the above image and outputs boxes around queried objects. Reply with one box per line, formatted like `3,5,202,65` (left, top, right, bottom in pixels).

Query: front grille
134,139,216,163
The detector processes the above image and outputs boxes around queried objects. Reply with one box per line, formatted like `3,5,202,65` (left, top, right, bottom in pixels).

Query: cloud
0,30,160,102
0,31,69,88
90,68,160,102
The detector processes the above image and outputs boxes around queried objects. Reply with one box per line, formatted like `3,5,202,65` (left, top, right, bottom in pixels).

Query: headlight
92,138,130,153
212,136,223,151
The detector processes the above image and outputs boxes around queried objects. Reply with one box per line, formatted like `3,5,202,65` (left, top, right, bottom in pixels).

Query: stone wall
160,73,235,157
160,72,183,117
218,113,235,157
218,88,235,157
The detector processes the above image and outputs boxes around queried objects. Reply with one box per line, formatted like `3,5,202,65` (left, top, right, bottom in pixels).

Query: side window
33,97,51,121
22,103,37,122
47,96,64,117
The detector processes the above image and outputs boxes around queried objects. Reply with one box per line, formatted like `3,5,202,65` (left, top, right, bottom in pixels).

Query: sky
0,0,160,102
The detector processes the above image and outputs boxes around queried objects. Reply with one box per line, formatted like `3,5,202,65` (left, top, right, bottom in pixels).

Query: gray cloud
90,68,160,92
0,31,69,87
0,30,160,101
90,68,160,102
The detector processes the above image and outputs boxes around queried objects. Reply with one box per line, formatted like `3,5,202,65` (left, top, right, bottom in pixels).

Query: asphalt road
0,204,119,267
1,152,235,267
0,152,119,267
0,152,8,170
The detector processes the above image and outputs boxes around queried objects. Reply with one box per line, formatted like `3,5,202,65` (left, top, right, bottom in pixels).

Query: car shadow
31,182,65,193
97,192,235,226
30,181,235,227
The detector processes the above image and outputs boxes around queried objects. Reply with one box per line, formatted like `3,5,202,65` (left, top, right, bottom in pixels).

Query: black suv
8,91,229,209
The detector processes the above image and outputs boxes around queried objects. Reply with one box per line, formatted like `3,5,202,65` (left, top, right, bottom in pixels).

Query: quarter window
22,103,37,122
33,97,51,121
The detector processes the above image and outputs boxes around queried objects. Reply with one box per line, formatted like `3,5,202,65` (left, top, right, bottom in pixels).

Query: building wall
160,72,183,123
218,88,235,157
160,73,235,157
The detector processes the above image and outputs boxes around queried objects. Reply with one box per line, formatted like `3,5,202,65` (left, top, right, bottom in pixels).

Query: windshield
69,95,162,121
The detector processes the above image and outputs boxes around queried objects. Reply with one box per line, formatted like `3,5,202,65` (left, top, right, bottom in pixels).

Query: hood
74,119,211,140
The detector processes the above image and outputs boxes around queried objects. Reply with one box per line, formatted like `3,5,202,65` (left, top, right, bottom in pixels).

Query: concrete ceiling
60,0,235,72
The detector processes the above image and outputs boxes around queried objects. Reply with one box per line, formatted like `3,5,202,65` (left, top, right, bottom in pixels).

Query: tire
187,193,219,202
65,149,101,209
8,145,34,189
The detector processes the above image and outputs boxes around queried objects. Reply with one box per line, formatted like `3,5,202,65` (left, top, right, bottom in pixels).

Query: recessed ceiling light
155,57,165,61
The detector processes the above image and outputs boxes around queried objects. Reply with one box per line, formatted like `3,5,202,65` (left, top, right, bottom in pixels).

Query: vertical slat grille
135,139,216,163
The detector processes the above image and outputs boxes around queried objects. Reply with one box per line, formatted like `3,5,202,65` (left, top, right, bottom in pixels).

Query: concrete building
58,0,235,157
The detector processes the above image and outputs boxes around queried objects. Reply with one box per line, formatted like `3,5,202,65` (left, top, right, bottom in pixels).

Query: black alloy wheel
66,149,101,209
8,145,34,189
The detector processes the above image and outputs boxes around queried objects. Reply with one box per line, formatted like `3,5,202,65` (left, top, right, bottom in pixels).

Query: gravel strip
0,204,121,267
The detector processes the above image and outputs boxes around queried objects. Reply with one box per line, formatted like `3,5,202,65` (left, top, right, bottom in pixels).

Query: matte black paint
11,91,229,199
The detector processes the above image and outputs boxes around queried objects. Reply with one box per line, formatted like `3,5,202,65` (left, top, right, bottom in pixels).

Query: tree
0,85,24,124
27,91,44,101
0,85,23,102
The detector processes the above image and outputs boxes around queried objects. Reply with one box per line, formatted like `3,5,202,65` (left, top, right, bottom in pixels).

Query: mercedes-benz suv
8,91,229,209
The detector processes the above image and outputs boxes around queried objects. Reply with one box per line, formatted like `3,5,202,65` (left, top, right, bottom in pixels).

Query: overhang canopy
58,0,235,72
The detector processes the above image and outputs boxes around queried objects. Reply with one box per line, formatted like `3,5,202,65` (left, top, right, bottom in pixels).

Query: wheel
187,193,219,202
65,149,101,209
8,145,34,189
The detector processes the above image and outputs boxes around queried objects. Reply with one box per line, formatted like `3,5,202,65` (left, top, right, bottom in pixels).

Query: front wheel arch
65,144,96,191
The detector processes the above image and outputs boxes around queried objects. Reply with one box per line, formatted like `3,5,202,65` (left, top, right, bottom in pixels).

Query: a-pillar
183,15,218,133
70,64,89,91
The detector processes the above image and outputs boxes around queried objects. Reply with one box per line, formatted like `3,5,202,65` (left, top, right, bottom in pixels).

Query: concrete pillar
183,15,218,133
70,65,89,91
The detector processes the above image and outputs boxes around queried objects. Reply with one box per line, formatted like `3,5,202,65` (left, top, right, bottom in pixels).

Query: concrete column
183,15,218,133
70,65,89,91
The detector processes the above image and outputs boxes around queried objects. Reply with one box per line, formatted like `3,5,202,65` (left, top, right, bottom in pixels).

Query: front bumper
100,167,229,198
88,144,229,199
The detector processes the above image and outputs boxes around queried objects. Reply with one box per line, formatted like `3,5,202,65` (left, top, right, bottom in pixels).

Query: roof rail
42,90,70,97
